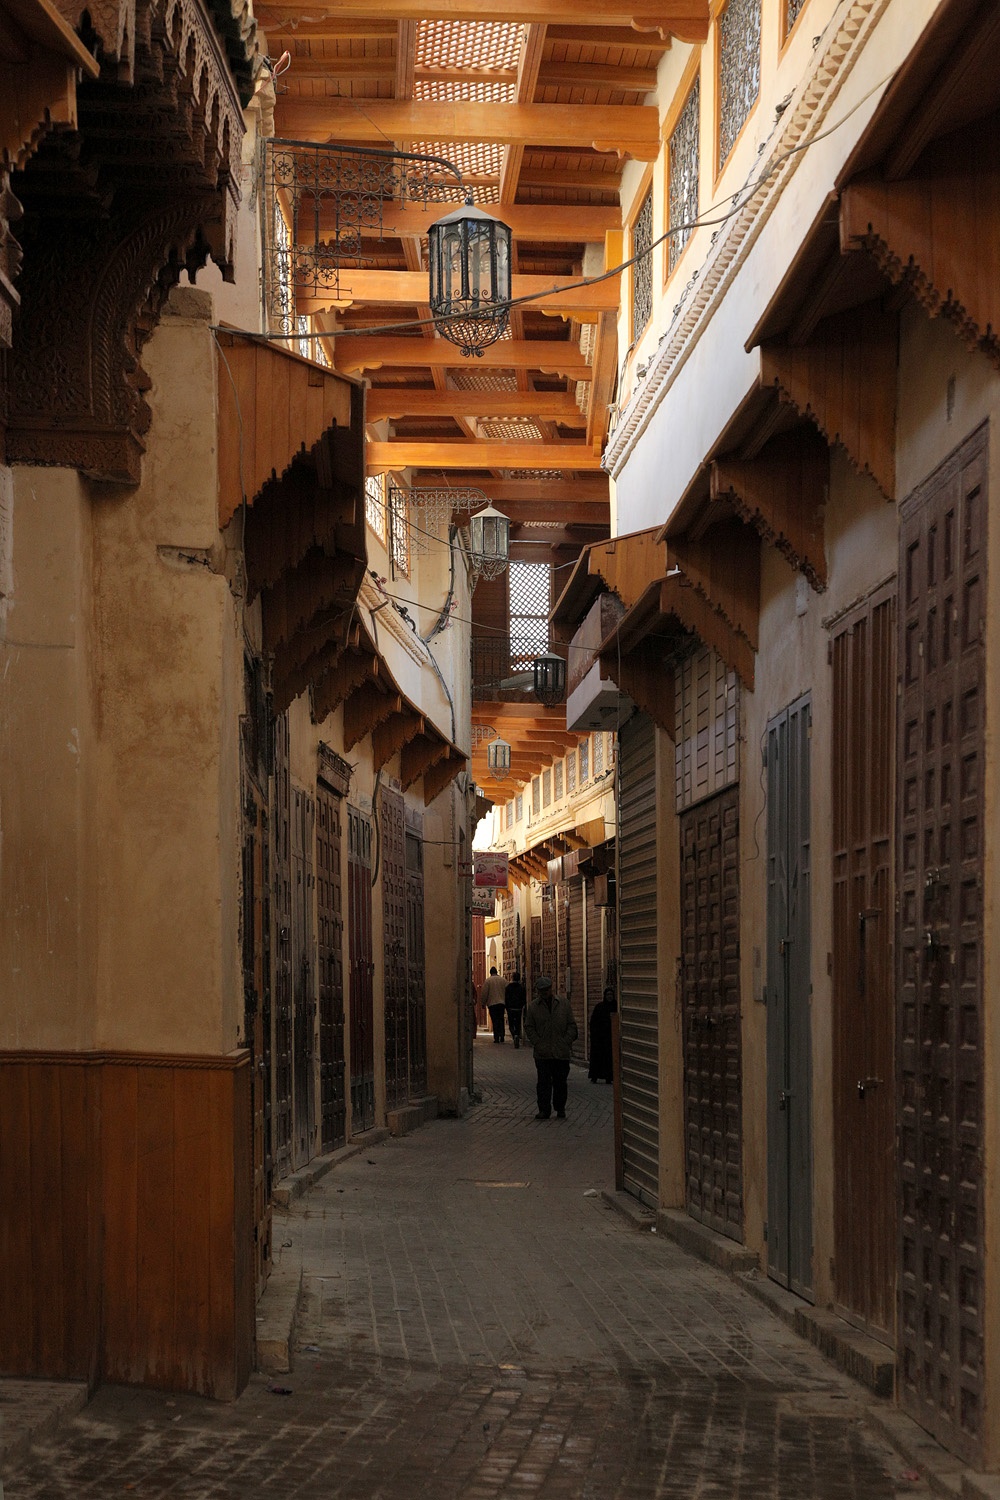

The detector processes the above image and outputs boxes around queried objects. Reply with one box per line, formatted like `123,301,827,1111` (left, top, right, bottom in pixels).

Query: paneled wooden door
381,788,409,1111
316,782,346,1153
681,785,743,1242
271,713,293,1181
348,807,376,1133
897,425,987,1464
405,828,427,1099
291,787,316,1168
766,695,813,1300
831,584,896,1338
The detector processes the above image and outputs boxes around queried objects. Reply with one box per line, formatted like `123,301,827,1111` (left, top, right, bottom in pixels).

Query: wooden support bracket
423,749,465,806
710,427,830,592
343,680,401,751
400,732,450,791
372,709,425,773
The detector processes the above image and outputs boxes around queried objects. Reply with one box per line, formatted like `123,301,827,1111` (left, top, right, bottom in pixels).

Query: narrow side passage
10,1040,928,1498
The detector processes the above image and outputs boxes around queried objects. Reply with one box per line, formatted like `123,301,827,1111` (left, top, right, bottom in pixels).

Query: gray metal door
766,695,813,1299
897,425,986,1464
618,711,659,1206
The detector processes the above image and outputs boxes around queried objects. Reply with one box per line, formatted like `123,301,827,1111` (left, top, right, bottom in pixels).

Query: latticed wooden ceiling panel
414,19,524,73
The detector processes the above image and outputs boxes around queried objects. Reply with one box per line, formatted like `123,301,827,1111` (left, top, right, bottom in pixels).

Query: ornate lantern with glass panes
428,193,513,356
468,503,510,581
486,737,511,780
532,652,567,706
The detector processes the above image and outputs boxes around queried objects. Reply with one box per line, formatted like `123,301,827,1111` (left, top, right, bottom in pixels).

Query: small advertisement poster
473,851,509,888
469,885,496,915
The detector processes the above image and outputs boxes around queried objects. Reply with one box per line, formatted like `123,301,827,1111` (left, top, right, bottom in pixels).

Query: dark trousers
535,1058,571,1116
488,1004,506,1042
506,1006,524,1042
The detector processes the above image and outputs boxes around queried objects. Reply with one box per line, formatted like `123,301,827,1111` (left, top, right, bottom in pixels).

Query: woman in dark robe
588,986,616,1084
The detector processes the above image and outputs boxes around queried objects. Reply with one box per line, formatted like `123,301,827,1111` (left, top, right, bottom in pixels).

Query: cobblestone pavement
7,1037,932,1499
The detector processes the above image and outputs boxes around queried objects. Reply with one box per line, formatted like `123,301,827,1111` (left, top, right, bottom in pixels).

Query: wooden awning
311,613,467,807
551,526,668,628
508,829,589,887
216,331,368,711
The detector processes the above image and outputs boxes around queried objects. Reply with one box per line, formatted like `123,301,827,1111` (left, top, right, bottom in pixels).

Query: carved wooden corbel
710,427,830,591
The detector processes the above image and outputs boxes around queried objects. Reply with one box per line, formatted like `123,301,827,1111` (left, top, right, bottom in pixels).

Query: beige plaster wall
0,466,98,1050
90,291,242,1056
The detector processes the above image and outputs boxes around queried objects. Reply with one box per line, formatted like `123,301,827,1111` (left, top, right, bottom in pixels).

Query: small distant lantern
468,503,510,581
486,737,511,780
428,192,513,357
533,652,567,706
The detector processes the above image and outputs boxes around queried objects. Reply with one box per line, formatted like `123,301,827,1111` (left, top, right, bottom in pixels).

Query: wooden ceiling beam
262,1,708,40
274,100,660,158
368,440,604,471
445,476,609,503
538,59,658,89
369,201,620,241
500,23,547,206
298,269,619,316
336,336,592,378
367,389,584,421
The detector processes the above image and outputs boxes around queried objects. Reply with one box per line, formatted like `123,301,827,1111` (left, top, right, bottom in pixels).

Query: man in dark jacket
504,971,527,1048
524,974,578,1119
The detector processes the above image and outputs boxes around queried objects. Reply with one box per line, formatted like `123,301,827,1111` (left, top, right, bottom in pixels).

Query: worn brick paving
7,1040,932,1498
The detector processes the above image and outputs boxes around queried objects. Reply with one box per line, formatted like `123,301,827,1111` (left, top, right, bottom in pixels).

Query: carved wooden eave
709,427,830,591
551,525,667,631
216,341,367,713
668,519,760,651
0,0,98,355
4,0,260,482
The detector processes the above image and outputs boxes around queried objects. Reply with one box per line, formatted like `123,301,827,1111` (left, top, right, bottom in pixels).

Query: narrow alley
6,1039,930,1499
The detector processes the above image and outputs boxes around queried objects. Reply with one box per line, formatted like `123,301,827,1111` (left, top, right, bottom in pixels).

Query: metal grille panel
382,789,409,1111
317,783,346,1153
618,712,659,1206
898,426,987,1464
631,189,653,337
348,808,376,1133
669,76,700,273
718,0,761,166
681,786,743,1240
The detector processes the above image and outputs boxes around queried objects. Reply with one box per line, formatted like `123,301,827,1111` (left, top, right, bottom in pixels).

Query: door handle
778,1090,791,1112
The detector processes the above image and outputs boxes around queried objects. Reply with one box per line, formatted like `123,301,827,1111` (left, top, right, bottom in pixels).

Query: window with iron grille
554,760,563,800
506,799,514,826
365,473,387,543
296,314,311,361
516,792,524,821
668,76,700,275
542,768,551,807
784,0,807,36
532,777,540,817
631,188,653,337
566,751,576,795
594,732,604,776
388,481,410,578
272,199,293,336
718,0,761,168
508,561,551,667
579,738,590,782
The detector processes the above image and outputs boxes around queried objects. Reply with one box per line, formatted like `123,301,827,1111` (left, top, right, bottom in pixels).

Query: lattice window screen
594,733,604,776
554,761,563,800
718,0,761,167
785,0,807,35
579,739,590,782
669,76,700,274
674,646,740,811
532,777,540,817
542,769,552,808
508,561,551,667
389,483,410,577
631,189,653,336
516,793,524,821
566,752,576,795
365,474,387,543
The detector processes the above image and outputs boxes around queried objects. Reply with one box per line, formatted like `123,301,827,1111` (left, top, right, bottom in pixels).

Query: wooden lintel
668,518,760,651
343,681,402,751
400,732,449,791
760,304,897,501
368,441,604,472
662,578,755,691
299,270,618,318
366,389,585,422
423,749,465,806
841,124,1000,374
336,337,592,379
372,708,424,773
711,428,829,592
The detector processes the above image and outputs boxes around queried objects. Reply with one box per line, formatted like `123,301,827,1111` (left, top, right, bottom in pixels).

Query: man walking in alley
524,974,578,1119
504,970,527,1047
480,966,508,1043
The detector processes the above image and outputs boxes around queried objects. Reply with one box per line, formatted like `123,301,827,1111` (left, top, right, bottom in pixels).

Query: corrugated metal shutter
586,879,604,1020
618,711,659,1206
567,876,586,1063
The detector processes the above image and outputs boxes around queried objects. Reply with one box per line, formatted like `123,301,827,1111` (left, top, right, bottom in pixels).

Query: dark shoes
534,1112,550,1120
555,1110,566,1119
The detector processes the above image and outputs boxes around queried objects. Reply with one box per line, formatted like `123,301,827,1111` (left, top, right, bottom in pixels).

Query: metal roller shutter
585,879,605,1053
618,711,659,1205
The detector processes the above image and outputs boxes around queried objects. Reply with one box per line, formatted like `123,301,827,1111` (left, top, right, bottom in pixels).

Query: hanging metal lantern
468,503,510,581
428,192,512,357
533,652,567,706
486,737,511,780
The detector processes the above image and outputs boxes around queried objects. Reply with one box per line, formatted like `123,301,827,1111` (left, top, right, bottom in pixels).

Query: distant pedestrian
480,966,508,1043
524,974,578,1119
588,986,616,1084
504,972,527,1048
